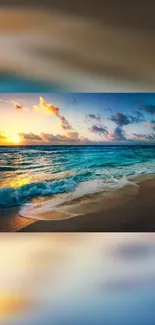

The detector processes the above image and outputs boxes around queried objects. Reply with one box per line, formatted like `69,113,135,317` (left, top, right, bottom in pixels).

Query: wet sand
1,176,155,232
0,207,35,232
20,176,155,231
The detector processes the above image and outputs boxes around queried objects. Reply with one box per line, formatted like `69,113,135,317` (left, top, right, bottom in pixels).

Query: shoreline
1,173,155,232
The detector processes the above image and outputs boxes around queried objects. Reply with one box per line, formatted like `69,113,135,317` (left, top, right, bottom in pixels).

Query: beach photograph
0,93,155,232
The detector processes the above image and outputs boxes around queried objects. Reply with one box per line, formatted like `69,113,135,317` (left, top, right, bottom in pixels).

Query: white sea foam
18,177,139,220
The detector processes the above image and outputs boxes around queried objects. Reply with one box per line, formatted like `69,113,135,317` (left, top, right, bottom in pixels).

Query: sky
0,93,155,145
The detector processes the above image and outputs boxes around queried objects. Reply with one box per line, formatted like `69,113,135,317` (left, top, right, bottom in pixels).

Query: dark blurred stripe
0,74,65,92
0,1,155,30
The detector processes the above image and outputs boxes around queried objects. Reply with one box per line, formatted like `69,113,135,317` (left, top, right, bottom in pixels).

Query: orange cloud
13,96,72,131
19,132,42,141
34,97,59,115
34,97,72,131
66,130,79,139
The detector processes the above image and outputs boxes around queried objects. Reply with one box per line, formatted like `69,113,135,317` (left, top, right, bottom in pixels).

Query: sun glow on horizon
10,134,21,144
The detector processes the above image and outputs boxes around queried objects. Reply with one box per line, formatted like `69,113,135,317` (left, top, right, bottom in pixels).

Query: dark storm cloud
86,114,102,122
133,133,155,141
147,135,155,140
110,127,126,141
132,133,147,140
109,112,130,126
109,111,144,127
89,124,108,136
19,132,42,141
146,134,155,140
130,111,145,123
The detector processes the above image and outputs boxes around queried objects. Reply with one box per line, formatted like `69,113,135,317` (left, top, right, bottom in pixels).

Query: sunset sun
11,134,20,144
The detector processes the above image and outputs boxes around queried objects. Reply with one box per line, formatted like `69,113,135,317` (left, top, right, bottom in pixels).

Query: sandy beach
0,175,155,232
0,207,36,232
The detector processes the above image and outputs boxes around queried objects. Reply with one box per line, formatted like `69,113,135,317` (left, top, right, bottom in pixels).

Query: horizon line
0,143,155,147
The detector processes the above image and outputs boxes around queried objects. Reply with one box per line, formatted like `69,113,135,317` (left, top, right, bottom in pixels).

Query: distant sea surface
0,145,155,218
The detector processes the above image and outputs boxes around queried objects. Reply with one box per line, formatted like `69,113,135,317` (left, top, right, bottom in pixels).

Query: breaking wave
0,145,155,219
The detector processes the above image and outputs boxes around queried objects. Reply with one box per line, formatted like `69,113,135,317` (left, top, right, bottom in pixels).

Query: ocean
0,145,155,218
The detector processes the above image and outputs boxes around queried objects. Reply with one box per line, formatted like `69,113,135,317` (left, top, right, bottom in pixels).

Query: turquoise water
0,145,155,209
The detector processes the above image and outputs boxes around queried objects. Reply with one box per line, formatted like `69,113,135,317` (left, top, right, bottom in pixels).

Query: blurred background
1,2,155,324
0,233,155,325
0,1,155,91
